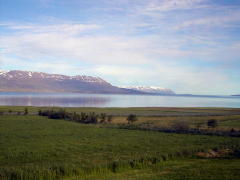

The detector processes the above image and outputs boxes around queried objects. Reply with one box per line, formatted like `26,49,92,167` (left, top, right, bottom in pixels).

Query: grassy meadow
0,107,240,179
66,158,240,180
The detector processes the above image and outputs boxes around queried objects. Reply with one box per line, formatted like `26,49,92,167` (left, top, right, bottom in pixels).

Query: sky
0,0,240,95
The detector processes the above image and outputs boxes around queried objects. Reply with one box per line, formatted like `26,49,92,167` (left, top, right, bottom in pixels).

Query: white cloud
0,56,83,75
0,34,150,65
2,22,239,67
6,23,101,34
144,0,207,12
174,11,240,29
1,23,165,66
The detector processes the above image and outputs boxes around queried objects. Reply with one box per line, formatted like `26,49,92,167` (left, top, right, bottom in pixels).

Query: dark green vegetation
1,106,240,130
1,106,240,116
35,107,240,136
0,107,240,179
127,114,138,124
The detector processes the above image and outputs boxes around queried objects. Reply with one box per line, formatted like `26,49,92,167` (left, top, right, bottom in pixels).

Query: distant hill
123,86,176,95
0,70,142,94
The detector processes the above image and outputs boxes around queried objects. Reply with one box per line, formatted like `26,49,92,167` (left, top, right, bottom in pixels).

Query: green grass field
67,158,240,180
1,110,240,180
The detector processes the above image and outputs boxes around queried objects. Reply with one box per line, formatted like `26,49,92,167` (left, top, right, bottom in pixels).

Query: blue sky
0,0,240,95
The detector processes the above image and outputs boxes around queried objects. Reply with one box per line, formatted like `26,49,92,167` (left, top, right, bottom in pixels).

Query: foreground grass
67,158,240,180
0,115,240,179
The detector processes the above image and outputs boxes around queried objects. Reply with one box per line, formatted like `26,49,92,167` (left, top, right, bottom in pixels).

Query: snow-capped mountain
0,70,9,75
0,70,140,94
0,70,107,83
124,86,175,95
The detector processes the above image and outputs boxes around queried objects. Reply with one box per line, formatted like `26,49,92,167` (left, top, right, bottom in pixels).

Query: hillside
0,70,141,94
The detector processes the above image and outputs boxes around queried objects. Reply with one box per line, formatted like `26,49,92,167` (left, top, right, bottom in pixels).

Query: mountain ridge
0,70,107,84
0,70,175,95
0,70,139,94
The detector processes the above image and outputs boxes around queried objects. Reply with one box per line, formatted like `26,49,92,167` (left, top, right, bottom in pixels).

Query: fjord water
0,92,239,107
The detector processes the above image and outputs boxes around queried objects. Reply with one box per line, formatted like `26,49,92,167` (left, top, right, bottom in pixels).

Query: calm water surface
0,92,239,107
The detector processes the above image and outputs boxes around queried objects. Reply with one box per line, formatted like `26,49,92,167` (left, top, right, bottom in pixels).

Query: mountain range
0,70,175,95
124,86,175,95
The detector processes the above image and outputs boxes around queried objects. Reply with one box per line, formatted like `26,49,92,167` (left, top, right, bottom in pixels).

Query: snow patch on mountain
123,86,175,95
0,70,9,75
0,70,107,84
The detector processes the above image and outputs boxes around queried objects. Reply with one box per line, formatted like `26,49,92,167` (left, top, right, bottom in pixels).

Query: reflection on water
0,97,110,107
0,93,110,107
0,92,239,107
